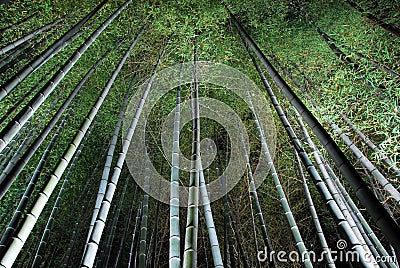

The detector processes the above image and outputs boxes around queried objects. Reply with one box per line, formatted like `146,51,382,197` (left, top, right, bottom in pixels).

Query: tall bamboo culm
169,86,181,267
183,32,200,268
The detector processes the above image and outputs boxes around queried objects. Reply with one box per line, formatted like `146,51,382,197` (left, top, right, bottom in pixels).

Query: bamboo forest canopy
0,0,399,267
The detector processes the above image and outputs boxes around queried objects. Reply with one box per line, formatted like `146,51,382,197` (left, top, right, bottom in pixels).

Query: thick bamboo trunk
31,125,92,268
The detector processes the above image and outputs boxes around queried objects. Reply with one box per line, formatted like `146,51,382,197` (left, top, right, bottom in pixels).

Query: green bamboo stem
294,109,395,266
0,50,108,258
0,9,136,266
61,147,110,268
294,150,336,267
269,55,399,177
0,11,39,34
199,165,224,267
114,184,138,268
128,202,143,268
344,0,400,38
339,113,400,177
0,64,59,127
244,75,313,268
237,103,275,267
103,174,130,268
138,162,150,268
183,32,200,268
85,57,138,243
169,87,181,267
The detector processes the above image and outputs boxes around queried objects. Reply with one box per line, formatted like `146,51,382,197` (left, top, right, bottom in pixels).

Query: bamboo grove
0,0,399,267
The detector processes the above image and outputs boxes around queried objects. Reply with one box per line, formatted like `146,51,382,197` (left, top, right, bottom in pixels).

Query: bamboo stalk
0,12,138,268
138,161,150,268
243,71,313,267
183,32,200,268
198,165,224,267
169,86,181,267
31,125,92,268
237,103,276,267
114,184,137,268
127,202,143,268
294,150,336,267
85,56,138,243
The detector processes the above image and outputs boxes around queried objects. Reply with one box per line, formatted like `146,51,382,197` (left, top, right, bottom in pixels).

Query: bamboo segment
294,151,336,267
294,110,395,267
138,162,150,268
244,75,313,268
237,99,276,267
31,124,92,268
85,60,137,243
339,113,400,176
128,203,143,268
0,51,108,259
198,165,224,267
344,0,400,38
114,185,138,268
0,7,138,268
247,46,376,266
269,55,399,178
